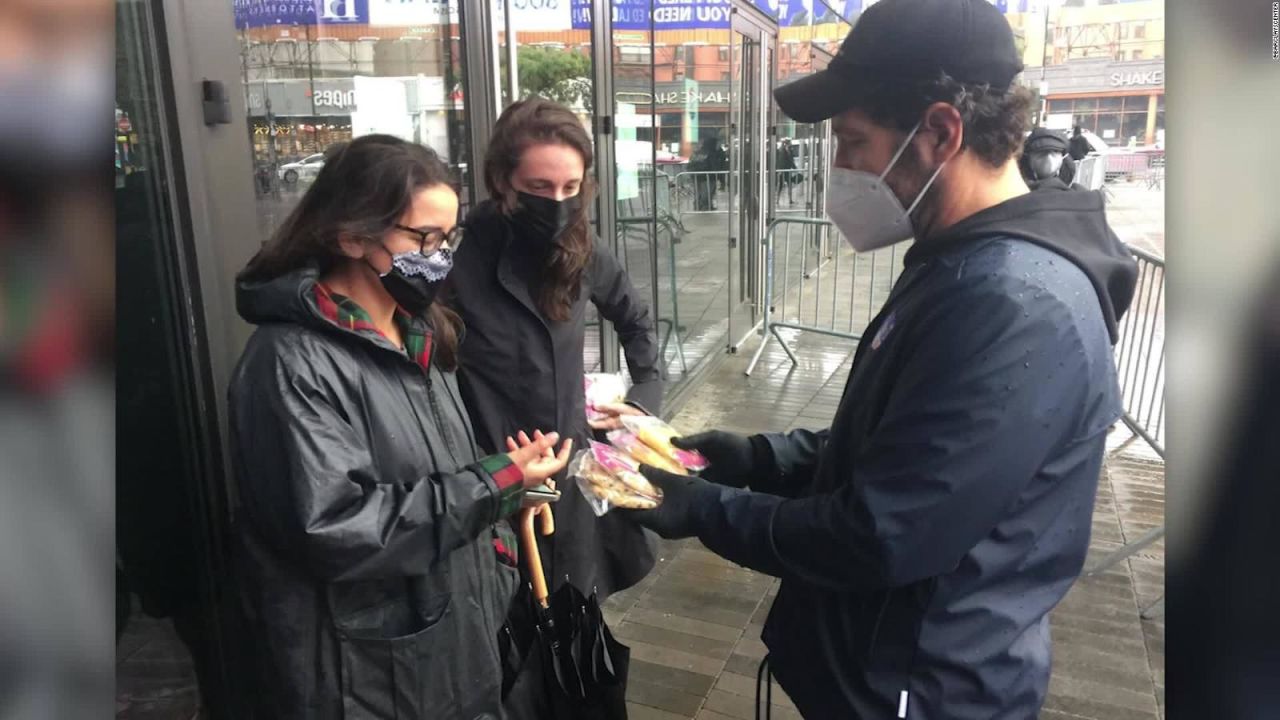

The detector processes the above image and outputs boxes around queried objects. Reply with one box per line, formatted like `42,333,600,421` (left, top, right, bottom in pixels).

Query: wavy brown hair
484,98,595,322
239,134,464,370
847,71,1035,168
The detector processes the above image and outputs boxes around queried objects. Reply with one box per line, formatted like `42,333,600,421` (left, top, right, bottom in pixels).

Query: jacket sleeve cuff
476,453,526,520
759,433,796,475
625,380,664,417
623,400,652,416
750,434,776,471
748,434,790,494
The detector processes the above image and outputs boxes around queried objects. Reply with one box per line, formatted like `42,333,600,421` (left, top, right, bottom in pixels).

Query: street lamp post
1040,1,1050,125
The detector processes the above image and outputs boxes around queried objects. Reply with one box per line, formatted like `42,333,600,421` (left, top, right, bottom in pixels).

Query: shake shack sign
654,89,730,105
1110,70,1163,87
1022,58,1164,96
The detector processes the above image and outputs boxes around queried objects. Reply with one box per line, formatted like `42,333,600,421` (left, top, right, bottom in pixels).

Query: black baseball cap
775,0,1025,123
1024,127,1069,155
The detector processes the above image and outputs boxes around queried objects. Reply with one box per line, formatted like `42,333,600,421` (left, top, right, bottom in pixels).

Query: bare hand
587,402,647,431
505,430,573,488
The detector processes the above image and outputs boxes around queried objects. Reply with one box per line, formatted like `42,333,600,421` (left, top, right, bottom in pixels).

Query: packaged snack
607,430,687,476
620,415,710,472
569,445,663,516
584,373,628,423
588,442,653,495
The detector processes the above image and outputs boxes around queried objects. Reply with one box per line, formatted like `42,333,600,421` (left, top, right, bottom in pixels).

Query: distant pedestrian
1069,125,1091,161
776,137,800,203
690,135,728,210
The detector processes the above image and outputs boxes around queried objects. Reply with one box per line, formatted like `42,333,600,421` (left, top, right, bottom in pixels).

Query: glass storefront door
727,10,774,352
117,1,235,716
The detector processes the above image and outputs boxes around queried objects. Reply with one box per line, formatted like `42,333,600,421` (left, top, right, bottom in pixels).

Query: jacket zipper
866,591,892,661
422,367,464,466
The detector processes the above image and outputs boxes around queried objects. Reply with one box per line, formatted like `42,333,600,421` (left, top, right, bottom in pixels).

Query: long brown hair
240,134,464,370
484,98,595,322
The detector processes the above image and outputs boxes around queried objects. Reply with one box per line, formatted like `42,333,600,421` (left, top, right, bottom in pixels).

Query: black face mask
373,247,454,316
511,191,582,249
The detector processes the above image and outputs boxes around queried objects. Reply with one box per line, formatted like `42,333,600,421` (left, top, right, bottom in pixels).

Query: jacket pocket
333,593,453,720
862,579,937,673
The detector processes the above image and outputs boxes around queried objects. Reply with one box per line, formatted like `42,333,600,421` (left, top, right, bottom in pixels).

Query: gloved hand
620,465,718,539
672,431,773,489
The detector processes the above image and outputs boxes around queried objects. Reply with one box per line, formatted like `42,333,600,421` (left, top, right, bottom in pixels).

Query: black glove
620,466,718,540
672,431,774,489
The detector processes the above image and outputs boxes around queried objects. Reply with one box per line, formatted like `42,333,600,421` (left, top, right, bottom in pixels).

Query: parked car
278,153,326,184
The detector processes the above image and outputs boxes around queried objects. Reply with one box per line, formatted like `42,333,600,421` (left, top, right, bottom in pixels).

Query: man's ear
919,101,964,166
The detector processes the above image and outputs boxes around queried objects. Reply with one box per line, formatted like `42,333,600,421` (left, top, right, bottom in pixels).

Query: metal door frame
728,6,776,352
128,0,264,713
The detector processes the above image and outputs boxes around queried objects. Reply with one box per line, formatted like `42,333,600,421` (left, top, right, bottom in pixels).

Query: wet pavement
115,614,200,719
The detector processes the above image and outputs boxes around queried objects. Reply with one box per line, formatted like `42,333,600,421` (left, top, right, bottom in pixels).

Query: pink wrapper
590,440,641,475
619,415,711,472
606,430,687,476
584,373,628,422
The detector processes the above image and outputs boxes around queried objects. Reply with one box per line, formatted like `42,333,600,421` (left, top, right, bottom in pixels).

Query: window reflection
236,0,471,236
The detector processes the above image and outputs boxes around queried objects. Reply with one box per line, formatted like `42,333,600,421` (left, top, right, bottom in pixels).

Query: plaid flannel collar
313,283,432,370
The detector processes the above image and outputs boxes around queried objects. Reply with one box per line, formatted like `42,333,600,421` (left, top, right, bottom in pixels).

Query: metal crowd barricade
745,217,907,376
1075,154,1107,192
673,169,818,215
1085,244,1165,618
1103,151,1151,182
616,171,690,375
1114,245,1166,457
673,171,728,214
773,168,816,214
1143,152,1165,190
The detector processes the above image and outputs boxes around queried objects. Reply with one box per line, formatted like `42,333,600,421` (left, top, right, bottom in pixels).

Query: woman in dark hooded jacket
1019,127,1080,191
450,99,664,602
228,134,571,719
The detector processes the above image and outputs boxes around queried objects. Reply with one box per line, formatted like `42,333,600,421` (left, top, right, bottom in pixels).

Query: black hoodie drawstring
755,654,772,720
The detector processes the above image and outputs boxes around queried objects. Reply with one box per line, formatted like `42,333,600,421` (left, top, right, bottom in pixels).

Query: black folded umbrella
502,507,630,720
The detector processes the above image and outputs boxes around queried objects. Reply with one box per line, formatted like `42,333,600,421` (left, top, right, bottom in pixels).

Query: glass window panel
237,0,473,229
1097,96,1124,111
1073,98,1098,111
1119,113,1147,145
1122,94,1148,113
1095,112,1123,144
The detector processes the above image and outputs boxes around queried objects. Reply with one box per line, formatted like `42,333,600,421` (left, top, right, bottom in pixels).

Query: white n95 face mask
824,122,946,252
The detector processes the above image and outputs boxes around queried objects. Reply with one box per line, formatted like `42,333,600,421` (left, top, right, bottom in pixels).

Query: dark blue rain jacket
689,186,1138,718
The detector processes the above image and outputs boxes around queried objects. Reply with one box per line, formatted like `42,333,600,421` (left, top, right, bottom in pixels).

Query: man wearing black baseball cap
622,0,1140,717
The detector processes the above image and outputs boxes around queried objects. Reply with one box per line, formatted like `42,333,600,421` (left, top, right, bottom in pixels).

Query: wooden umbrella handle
539,504,555,536
519,508,550,607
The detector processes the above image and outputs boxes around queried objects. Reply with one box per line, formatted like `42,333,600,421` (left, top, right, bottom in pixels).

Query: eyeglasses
393,224,465,254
